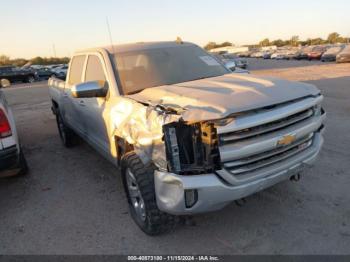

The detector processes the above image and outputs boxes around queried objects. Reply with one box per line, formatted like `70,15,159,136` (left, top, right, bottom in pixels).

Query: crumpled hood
127,73,320,122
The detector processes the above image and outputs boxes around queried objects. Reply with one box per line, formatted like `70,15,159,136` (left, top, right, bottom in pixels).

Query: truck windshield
114,45,229,95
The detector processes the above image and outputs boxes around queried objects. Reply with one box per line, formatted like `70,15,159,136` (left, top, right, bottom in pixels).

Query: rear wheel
24,76,35,83
122,152,175,235
56,112,78,147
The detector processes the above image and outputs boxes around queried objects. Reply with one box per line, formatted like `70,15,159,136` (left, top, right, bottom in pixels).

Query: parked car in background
285,49,300,60
271,52,288,60
30,65,45,70
294,46,314,60
336,45,350,63
237,51,251,57
49,41,325,235
308,46,328,60
251,51,264,58
263,51,272,59
221,53,248,69
0,85,28,177
321,45,345,62
51,65,68,80
0,66,36,85
212,54,249,73
33,67,55,80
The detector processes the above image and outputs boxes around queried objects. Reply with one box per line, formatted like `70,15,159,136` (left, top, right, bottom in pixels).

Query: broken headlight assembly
163,121,221,175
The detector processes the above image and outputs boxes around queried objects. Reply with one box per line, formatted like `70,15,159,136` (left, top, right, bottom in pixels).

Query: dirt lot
0,60,350,255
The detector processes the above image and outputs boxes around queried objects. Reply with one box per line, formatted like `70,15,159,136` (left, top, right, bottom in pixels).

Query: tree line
0,55,70,67
204,32,350,50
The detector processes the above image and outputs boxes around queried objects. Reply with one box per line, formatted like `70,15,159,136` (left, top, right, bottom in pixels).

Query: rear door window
68,55,86,85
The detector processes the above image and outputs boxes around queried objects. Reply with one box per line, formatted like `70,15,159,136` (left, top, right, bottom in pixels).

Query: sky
1,0,350,59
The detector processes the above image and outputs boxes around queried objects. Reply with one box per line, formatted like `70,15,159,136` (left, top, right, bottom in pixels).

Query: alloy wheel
126,168,146,221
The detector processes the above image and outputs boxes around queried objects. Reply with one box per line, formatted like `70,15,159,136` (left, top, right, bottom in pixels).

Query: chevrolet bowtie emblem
277,134,296,146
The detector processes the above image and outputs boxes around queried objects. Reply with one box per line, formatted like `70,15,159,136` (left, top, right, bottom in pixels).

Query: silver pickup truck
49,41,325,235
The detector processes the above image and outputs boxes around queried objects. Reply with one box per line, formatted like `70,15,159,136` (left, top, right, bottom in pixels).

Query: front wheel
122,152,175,235
0,79,11,88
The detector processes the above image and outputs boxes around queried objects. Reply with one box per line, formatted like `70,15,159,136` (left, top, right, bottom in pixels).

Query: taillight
0,108,12,138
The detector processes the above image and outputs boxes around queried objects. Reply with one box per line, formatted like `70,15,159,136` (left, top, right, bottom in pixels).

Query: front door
63,55,87,136
79,54,110,157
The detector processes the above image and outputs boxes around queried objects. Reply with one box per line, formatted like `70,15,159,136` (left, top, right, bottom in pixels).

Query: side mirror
0,79,11,88
224,61,236,72
71,80,107,98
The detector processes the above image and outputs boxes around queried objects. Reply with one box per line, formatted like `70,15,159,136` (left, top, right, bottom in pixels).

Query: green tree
327,32,340,44
0,55,10,65
271,39,285,47
11,58,28,67
310,38,325,45
217,41,233,48
204,41,233,50
204,42,217,50
290,35,300,46
30,56,45,65
259,38,270,47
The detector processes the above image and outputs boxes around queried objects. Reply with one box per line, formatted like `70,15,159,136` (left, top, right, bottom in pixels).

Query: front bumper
0,146,21,177
155,131,324,215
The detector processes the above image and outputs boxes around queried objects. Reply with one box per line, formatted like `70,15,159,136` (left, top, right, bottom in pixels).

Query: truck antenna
106,17,116,53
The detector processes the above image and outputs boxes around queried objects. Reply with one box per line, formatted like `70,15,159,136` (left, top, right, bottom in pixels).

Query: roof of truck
77,41,196,54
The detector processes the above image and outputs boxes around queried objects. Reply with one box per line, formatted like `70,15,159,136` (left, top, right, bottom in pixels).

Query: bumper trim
154,132,323,215
0,146,20,176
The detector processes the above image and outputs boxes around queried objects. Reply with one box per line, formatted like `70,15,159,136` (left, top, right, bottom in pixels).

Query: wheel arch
115,136,134,165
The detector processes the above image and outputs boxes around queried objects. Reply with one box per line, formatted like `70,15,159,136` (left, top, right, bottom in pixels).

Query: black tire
121,152,175,235
56,112,79,147
29,76,35,83
17,148,28,176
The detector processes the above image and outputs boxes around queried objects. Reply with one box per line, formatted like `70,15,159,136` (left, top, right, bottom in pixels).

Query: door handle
63,93,69,98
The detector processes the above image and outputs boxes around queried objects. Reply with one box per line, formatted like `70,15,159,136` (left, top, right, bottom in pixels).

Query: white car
271,52,287,60
0,82,28,177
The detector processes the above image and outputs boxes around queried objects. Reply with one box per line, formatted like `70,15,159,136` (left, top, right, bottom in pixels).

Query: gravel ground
0,60,350,255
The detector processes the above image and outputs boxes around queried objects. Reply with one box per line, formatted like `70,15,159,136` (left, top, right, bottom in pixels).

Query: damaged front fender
110,98,180,170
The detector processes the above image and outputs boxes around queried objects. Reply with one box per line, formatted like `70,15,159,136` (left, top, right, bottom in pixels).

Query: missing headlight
163,121,221,175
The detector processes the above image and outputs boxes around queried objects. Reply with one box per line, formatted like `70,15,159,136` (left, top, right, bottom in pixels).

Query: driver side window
85,55,106,82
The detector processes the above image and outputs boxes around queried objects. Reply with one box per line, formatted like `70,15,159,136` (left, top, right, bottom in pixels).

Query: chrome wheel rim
126,168,146,221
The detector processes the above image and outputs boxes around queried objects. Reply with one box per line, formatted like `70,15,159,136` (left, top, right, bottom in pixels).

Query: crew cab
49,41,325,235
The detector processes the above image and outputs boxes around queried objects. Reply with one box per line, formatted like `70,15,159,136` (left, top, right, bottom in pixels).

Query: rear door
62,55,87,136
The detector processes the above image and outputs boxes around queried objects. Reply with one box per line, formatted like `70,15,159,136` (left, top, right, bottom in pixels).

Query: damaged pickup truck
49,41,325,235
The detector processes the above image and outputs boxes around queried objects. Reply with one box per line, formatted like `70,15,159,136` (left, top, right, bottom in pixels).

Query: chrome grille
223,133,314,175
215,96,324,184
220,108,314,145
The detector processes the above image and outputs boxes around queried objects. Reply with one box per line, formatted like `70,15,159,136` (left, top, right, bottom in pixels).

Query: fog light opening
290,174,301,182
185,189,198,208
